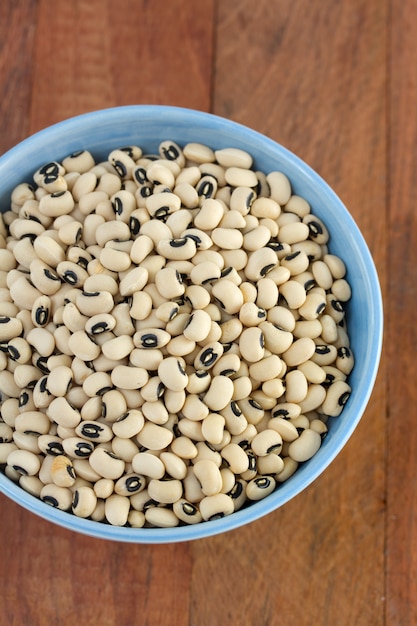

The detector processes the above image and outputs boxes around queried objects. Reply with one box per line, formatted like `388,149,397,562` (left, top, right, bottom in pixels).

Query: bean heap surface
0,141,354,528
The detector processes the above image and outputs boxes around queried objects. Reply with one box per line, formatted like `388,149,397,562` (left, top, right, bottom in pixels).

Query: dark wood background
0,1,413,624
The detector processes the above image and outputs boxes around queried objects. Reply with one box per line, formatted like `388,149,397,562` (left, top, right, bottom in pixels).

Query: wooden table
0,1,413,624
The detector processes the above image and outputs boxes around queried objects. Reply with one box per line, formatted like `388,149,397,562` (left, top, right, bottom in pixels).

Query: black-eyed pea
285,369,308,403
298,292,327,321
238,302,266,326
37,434,64,457
7,449,41,476
0,316,24,343
309,419,328,438
239,326,264,363
201,413,225,446
99,246,131,272
173,499,202,524
7,337,31,364
9,276,43,310
158,356,188,392
193,441,222,467
110,436,138,463
228,186,256,216
129,348,164,371
103,493,130,526
320,314,339,344
267,417,299,442
190,261,221,286
265,170,291,204
31,295,52,328
136,422,174,451
194,198,224,230
198,493,234,521
220,402,248,436
47,399,80,431
275,456,299,483
141,400,169,425
279,280,307,310
181,309,212,343
159,451,187,480
0,442,18,464
50,455,76,487
38,190,74,217
146,478,183,504
331,278,352,302
40,483,73,510
19,475,44,498
324,253,346,279
71,485,97,518
303,214,329,244
292,319,323,339
101,389,128,422
288,428,322,462
251,429,283,457
245,475,276,500
113,473,146,497
12,431,41,454
88,447,125,480
249,354,283,383
110,364,148,391
163,388,186,414
321,380,351,416
177,418,205,441
75,420,113,443
100,334,133,362
145,191,181,219
192,459,222,497
144,507,178,528
0,423,13,443
282,337,316,367
186,370,211,395
134,328,171,350
262,378,286,399
66,330,101,361
311,343,338,366
72,458,102,482
203,375,234,412
244,247,278,282
257,453,285,476
170,436,198,460
13,364,42,390
220,442,249,474
211,352,240,378
14,410,50,436
179,394,208,422
336,346,354,375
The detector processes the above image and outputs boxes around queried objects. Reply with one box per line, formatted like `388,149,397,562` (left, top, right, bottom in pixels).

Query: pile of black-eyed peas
0,141,354,527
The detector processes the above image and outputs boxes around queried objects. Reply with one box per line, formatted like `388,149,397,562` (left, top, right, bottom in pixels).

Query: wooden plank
191,2,387,625
0,2,215,625
0,0,38,153
386,0,417,623
29,0,215,133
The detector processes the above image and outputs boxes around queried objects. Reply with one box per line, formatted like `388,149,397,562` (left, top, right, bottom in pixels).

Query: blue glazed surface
0,106,383,543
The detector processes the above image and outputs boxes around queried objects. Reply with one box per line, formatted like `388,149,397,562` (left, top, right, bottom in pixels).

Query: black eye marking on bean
75,442,94,457
247,453,257,471
133,167,148,185
257,308,266,318
209,512,226,521
104,450,120,460
305,279,315,291
80,423,104,439
220,267,233,277
285,251,301,262
0,342,9,352
35,306,49,326
338,391,351,406
316,302,326,315
157,382,165,398
0,316,10,324
83,291,100,297
267,443,282,454
62,270,78,285
143,498,159,511
155,206,171,220
220,368,236,376
91,321,109,334
296,427,306,435
259,332,265,348
141,333,158,348
67,464,76,479
337,347,351,358
39,162,59,184
229,481,244,500
12,465,28,475
169,238,188,248
254,477,272,489
112,160,127,178
46,442,64,456
272,408,289,418
307,221,323,238
72,490,80,509
51,190,66,198
7,345,20,360
112,197,123,215
44,269,61,282
315,345,331,355
42,495,59,507
129,215,141,235
267,241,285,252
125,477,142,492
182,502,198,515
195,370,209,379
139,185,152,198
19,392,29,407
260,263,276,277
70,150,85,158
197,179,215,199
230,401,242,417
199,348,218,367
161,145,180,160
177,360,186,376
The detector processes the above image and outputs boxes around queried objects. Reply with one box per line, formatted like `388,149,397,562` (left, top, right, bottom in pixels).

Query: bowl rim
0,105,383,543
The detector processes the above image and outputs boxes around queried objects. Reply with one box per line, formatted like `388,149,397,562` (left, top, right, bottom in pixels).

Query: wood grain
387,0,417,623
0,0,412,624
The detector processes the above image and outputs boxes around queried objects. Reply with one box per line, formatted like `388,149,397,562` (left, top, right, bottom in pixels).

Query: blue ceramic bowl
0,105,383,542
